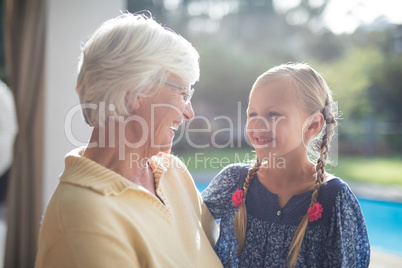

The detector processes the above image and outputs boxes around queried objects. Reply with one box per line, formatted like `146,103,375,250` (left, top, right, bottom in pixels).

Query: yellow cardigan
35,149,222,268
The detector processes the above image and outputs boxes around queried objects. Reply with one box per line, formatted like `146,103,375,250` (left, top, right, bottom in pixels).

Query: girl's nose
249,116,271,132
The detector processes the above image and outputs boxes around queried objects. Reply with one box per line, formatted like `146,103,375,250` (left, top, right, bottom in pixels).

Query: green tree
315,46,384,120
370,56,402,151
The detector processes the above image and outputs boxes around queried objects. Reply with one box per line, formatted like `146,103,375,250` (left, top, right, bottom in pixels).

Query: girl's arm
201,164,248,220
326,185,370,267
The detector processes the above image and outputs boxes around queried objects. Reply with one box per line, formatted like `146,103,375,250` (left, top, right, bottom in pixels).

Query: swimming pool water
358,198,402,256
196,182,402,256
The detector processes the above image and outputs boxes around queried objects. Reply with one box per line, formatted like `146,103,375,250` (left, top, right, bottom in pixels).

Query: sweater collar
60,148,170,196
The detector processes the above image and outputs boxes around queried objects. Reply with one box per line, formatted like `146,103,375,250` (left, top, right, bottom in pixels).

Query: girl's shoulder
214,163,253,186
202,163,252,199
322,175,349,191
219,162,252,176
319,175,358,205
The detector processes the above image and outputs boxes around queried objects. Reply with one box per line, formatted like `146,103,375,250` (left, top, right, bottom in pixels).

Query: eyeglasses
163,80,194,104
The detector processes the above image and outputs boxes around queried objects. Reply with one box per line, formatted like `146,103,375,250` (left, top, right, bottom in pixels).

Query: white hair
76,12,200,127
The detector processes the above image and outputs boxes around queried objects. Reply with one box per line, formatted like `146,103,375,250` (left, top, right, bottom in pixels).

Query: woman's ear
125,91,142,110
304,112,324,138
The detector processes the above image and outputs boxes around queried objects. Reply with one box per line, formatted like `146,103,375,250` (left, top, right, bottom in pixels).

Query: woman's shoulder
42,183,124,234
149,152,189,175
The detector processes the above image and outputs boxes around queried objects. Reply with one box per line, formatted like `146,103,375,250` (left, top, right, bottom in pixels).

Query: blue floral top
202,164,370,268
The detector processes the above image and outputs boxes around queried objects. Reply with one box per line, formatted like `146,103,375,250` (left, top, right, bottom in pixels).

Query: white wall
44,0,126,208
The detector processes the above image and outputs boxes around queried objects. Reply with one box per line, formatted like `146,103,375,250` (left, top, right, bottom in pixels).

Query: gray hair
76,12,200,127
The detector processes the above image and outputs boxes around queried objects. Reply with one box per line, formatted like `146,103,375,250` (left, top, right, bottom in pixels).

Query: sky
164,0,402,35
275,0,402,34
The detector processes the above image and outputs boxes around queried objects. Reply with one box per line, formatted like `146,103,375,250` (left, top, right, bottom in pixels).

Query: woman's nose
183,102,195,120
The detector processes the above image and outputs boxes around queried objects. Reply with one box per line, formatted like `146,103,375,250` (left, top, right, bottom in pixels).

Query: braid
287,99,338,267
233,160,261,252
243,159,260,196
315,98,337,191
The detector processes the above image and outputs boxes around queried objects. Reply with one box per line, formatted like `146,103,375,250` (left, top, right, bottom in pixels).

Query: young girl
202,63,370,267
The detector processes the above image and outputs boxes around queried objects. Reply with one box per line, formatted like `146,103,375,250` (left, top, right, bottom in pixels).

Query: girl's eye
248,113,257,118
269,112,280,117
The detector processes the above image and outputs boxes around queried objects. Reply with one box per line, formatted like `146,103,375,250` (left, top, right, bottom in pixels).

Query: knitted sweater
35,149,222,268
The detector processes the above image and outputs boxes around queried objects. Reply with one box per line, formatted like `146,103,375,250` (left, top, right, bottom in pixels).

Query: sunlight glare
275,0,402,34
273,0,301,14
164,0,181,10
323,0,402,34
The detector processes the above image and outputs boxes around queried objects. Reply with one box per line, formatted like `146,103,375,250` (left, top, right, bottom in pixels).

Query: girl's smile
247,79,308,159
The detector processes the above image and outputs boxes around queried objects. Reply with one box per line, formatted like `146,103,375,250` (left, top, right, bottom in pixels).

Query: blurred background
0,0,401,267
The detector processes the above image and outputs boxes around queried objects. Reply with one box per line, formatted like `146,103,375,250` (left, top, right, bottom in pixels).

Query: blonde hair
234,63,337,267
76,12,200,127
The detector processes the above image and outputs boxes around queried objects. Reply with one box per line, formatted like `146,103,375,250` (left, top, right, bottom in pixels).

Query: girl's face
246,79,309,161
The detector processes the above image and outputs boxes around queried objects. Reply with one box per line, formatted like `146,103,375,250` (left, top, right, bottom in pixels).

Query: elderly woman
35,12,222,268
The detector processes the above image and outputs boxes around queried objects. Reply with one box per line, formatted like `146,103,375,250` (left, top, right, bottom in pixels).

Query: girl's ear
125,91,142,110
304,112,324,138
